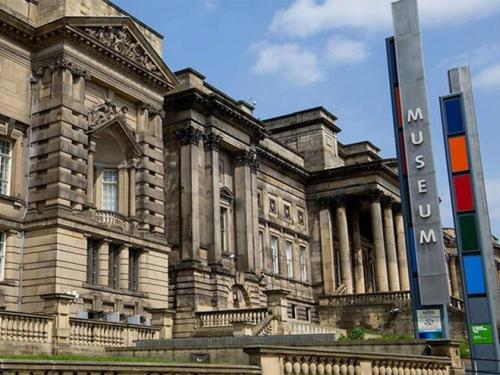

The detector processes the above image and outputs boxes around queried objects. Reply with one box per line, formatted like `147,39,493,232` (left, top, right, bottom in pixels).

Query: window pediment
220,186,234,202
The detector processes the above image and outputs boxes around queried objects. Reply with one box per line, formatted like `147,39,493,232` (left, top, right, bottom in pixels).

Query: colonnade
319,190,410,295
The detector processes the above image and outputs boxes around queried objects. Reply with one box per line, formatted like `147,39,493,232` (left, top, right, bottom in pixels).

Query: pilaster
394,203,410,290
350,202,365,294
98,240,110,288
369,190,389,292
119,244,129,290
333,195,353,294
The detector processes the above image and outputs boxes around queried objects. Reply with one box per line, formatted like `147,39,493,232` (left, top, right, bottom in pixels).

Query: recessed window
220,207,229,252
285,240,294,278
0,139,12,195
257,189,263,209
299,245,307,282
259,231,264,270
305,307,312,322
271,235,279,273
102,169,118,212
291,304,298,319
86,239,99,285
108,244,120,289
129,249,140,292
0,231,6,281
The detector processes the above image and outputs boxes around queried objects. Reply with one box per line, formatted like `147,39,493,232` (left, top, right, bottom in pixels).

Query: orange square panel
448,136,469,173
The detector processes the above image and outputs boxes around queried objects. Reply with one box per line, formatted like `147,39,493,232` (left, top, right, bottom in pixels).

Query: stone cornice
32,56,91,82
256,147,309,179
309,159,399,183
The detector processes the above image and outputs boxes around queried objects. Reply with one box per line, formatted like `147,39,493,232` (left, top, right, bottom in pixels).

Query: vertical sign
440,66,500,372
387,0,450,339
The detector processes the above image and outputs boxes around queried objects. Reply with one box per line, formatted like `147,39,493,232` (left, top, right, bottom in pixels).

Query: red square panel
453,174,474,212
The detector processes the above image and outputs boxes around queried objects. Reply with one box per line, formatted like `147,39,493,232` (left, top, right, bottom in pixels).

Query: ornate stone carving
367,189,384,203
234,150,259,173
203,132,222,151
176,126,203,146
88,99,128,128
137,102,165,118
318,197,331,208
332,195,347,208
32,57,91,82
82,26,160,76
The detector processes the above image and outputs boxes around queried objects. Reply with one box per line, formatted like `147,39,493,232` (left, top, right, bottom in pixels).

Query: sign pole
386,0,450,339
440,66,500,372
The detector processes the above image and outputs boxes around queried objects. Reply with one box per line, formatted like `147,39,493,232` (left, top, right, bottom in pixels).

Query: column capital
203,132,222,151
318,196,331,209
392,202,403,214
367,189,384,203
176,126,203,146
234,149,259,173
46,57,91,80
381,195,395,207
332,195,347,208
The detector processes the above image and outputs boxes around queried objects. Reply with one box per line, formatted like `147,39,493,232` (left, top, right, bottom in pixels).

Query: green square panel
472,324,494,344
459,214,479,252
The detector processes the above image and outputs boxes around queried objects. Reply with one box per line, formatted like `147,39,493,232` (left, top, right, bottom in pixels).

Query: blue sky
114,0,500,235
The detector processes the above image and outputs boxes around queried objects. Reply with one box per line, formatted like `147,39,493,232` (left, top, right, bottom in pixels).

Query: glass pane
0,140,11,195
102,169,118,211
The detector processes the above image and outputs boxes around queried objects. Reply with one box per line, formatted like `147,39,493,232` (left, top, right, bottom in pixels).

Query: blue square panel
444,97,465,135
463,255,486,295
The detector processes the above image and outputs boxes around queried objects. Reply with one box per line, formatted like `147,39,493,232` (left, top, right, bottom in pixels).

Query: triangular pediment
62,17,178,89
87,102,143,158
220,186,235,202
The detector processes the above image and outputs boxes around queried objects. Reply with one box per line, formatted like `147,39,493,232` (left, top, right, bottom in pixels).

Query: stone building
0,0,496,343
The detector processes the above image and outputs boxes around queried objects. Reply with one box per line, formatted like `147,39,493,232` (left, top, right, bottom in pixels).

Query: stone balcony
95,210,129,231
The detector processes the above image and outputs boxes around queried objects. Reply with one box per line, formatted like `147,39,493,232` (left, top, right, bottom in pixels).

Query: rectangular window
129,250,140,292
259,231,264,270
108,244,120,289
257,189,263,209
291,304,298,319
285,241,294,278
299,245,307,282
0,139,12,195
0,231,6,281
271,235,279,273
86,239,99,285
305,307,311,322
220,207,228,252
102,169,118,211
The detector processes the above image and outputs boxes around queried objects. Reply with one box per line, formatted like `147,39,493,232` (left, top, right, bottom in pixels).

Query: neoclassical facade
0,0,497,342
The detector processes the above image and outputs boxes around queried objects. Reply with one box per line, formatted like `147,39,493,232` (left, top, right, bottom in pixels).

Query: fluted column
86,141,95,206
448,255,460,298
319,198,336,294
394,203,410,290
382,197,400,291
350,203,365,294
177,126,203,260
334,196,353,294
204,132,222,265
370,191,389,292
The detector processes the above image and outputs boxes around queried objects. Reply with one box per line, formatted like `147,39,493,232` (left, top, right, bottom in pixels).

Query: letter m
407,108,423,123
419,229,436,244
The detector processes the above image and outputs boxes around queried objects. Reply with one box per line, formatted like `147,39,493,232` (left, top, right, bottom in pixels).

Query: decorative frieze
32,57,91,82
176,126,203,146
82,26,160,76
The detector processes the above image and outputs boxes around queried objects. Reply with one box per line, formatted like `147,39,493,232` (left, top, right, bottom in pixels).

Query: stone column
128,160,136,217
119,244,129,290
334,196,353,294
204,132,222,265
234,150,257,272
318,198,336,294
369,191,389,292
86,140,95,206
350,203,365,294
448,255,460,298
118,164,129,215
177,126,203,260
138,250,149,294
98,240,110,287
394,203,410,290
382,197,400,292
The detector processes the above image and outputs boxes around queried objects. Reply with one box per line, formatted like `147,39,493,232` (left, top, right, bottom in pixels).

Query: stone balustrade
70,318,159,348
0,360,261,375
245,347,452,375
95,209,128,230
287,320,344,336
321,291,412,307
0,310,52,344
196,307,270,328
253,315,281,336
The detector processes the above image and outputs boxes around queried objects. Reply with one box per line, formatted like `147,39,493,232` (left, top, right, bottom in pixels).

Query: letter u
411,131,423,145
418,204,431,218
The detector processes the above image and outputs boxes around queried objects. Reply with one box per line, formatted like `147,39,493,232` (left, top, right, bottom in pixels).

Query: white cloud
252,42,323,85
475,64,500,91
270,0,500,38
325,37,369,64
204,0,218,12
439,43,500,70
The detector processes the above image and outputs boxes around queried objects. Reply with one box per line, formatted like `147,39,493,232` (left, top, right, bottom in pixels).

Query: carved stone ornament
88,99,128,128
176,126,203,146
82,26,160,76
235,150,259,173
203,132,222,151
32,57,91,82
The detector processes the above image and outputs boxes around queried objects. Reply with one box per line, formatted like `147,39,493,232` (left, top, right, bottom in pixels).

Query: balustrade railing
287,320,342,336
322,291,412,306
95,210,128,230
0,310,52,343
70,318,158,347
195,307,269,328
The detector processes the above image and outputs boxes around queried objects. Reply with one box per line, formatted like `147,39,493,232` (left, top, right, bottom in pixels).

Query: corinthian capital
176,126,203,146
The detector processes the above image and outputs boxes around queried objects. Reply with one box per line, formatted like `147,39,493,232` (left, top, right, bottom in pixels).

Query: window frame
86,239,99,285
220,206,229,253
108,244,120,289
102,168,119,212
270,235,279,273
129,249,140,292
285,240,294,278
0,138,12,196
299,245,308,282
258,230,264,270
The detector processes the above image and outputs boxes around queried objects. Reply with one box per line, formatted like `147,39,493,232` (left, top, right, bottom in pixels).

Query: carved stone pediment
80,26,161,77
88,99,128,129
